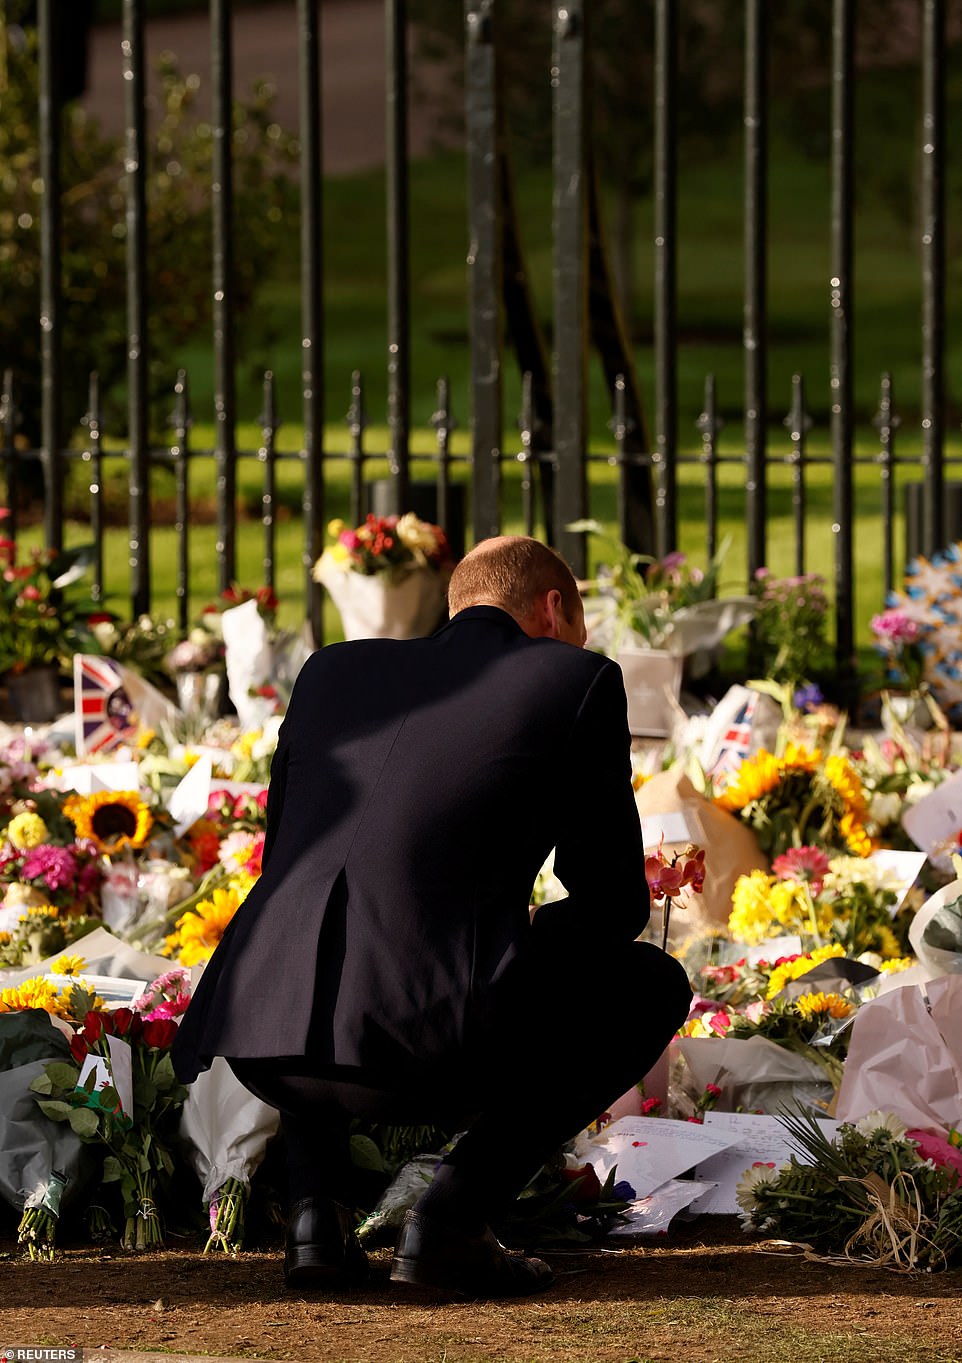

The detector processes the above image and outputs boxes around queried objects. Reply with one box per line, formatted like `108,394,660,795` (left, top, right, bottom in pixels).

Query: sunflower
794,990,856,1021
63,790,154,854
824,754,872,856
714,749,782,811
0,976,69,1017
765,943,845,999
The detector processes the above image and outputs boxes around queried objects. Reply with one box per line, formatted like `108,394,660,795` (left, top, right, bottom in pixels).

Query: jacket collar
437,604,526,637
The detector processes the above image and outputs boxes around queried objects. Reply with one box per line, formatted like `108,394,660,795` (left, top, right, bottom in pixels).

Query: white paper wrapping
315,561,447,640
908,876,962,977
178,1056,280,1203
835,975,962,1131
0,926,171,991
221,599,275,732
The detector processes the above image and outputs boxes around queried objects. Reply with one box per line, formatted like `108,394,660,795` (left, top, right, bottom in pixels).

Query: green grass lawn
39,62,962,673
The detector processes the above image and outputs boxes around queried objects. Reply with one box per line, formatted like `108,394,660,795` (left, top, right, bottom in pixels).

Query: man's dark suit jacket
172,605,649,1086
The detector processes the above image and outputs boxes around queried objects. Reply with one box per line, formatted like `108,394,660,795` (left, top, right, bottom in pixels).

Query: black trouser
230,938,692,1222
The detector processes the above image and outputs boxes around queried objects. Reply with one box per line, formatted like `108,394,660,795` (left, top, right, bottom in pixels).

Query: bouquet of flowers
750,569,831,686
570,521,755,656
30,1003,187,1251
0,520,102,676
313,514,453,640
315,513,453,582
712,742,872,860
737,1110,962,1272
726,847,907,958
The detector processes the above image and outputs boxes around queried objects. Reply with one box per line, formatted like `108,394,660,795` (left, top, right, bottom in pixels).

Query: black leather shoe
389,1208,554,1298
284,1197,369,1290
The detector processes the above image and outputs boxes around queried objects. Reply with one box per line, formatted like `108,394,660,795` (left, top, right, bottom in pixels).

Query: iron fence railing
0,0,957,684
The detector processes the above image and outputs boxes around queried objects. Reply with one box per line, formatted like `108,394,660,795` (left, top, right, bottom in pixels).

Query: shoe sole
285,1249,369,1292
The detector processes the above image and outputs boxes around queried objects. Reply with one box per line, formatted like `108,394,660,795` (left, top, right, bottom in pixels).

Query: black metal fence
0,0,958,672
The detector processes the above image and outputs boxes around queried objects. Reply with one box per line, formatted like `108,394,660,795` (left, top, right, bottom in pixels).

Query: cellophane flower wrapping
0,1013,94,1221
178,1055,280,1205
671,1035,835,1120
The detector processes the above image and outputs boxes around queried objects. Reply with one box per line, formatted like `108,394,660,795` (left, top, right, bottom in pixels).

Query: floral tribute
315,513,453,581
736,1110,962,1272
727,849,905,958
712,742,872,860
29,999,187,1252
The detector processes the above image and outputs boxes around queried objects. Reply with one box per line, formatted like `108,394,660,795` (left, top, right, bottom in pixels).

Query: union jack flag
708,692,758,776
73,654,177,757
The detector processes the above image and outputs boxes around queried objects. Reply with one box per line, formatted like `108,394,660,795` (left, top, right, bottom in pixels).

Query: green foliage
0,12,299,437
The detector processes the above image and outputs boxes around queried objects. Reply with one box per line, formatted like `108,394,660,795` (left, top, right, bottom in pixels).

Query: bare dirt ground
3,1219,962,1363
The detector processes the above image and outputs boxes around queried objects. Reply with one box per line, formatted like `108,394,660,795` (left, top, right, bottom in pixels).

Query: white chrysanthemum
734,1161,782,1230
853,1110,908,1140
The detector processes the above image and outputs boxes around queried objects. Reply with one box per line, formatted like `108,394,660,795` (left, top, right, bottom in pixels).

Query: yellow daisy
164,883,248,967
878,956,915,974
63,790,154,854
6,811,50,850
48,953,88,977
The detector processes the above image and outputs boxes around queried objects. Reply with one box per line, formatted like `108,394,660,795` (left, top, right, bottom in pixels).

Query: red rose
69,1034,89,1065
82,1011,107,1042
560,1163,602,1205
141,1018,179,1051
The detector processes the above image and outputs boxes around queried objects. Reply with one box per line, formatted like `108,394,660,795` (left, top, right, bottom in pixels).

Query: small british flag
708,692,758,776
73,654,178,756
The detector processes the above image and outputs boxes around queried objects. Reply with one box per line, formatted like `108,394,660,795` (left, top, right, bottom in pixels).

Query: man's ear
542,588,565,639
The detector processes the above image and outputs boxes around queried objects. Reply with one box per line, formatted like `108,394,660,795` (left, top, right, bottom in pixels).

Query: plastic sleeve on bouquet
178,1056,280,1204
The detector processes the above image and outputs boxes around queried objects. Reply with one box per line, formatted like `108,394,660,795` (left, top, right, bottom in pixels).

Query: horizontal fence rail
0,0,956,688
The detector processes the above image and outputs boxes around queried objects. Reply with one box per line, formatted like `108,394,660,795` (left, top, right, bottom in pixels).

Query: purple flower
793,683,824,712
21,844,78,890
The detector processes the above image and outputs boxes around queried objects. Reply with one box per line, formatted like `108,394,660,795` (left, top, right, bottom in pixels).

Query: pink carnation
907,1129,962,1183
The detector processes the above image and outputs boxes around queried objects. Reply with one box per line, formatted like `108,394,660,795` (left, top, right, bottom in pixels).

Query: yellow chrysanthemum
825,755,872,855
794,990,856,1021
164,884,247,967
766,943,845,999
878,956,915,974
136,728,157,749
0,976,69,1017
6,812,50,850
63,790,154,854
728,871,807,945
0,932,10,946
48,954,88,977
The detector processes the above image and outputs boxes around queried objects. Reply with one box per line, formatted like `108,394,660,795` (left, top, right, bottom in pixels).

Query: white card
583,1116,744,1199
865,849,928,914
691,1111,841,1214
640,810,703,849
902,770,962,870
169,754,214,837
